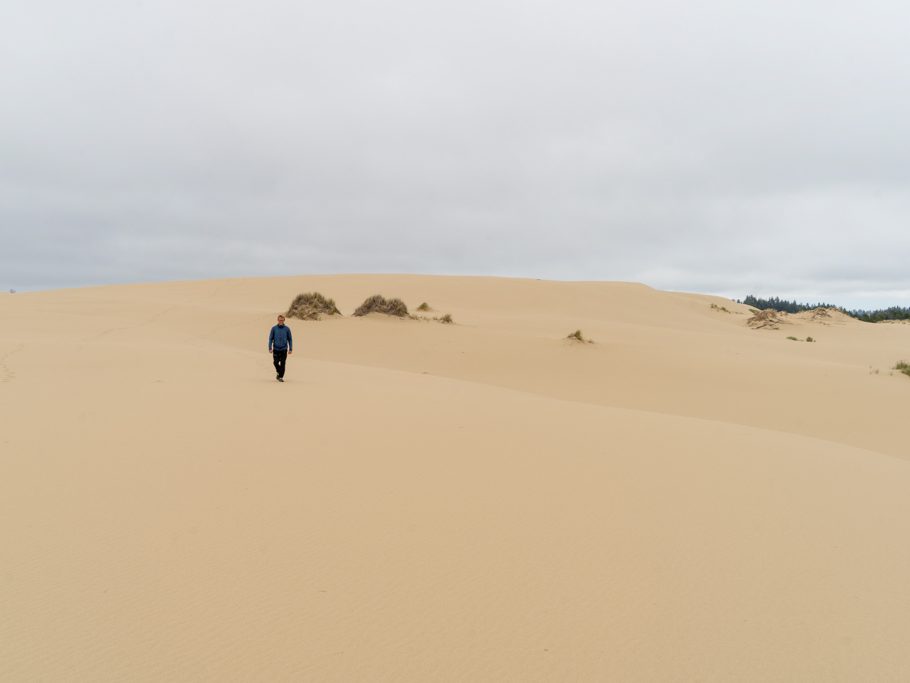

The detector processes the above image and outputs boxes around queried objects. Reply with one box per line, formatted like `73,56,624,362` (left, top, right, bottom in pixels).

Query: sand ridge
1,274,909,681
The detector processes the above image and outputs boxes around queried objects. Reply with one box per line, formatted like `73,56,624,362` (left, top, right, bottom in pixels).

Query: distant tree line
739,295,910,323
740,295,837,314
847,306,910,323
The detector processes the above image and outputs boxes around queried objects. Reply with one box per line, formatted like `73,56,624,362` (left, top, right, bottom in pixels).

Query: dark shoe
277,377,284,382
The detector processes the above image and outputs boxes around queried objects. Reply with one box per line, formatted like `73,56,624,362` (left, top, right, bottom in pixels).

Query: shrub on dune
286,292,342,320
567,329,593,343
353,295,409,317
747,309,786,329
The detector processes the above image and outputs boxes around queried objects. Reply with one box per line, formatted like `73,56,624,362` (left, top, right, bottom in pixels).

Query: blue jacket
269,324,293,352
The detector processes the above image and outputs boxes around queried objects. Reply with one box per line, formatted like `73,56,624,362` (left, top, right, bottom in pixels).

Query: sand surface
1,274,909,681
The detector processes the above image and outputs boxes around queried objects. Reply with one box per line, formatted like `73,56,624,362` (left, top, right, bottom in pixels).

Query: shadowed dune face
1,274,909,682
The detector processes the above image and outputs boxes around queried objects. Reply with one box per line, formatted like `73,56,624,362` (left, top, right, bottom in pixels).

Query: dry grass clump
436,313,454,324
710,303,731,313
747,309,788,330
895,361,910,377
567,329,593,343
286,292,342,320
417,302,432,312
353,295,409,317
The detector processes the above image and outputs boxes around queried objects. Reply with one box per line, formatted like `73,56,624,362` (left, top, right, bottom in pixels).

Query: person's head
277,315,285,326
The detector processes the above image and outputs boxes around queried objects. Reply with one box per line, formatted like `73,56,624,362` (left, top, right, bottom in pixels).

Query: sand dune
2,275,909,681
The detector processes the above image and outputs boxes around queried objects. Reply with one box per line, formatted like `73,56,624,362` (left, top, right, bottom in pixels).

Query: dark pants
272,349,288,378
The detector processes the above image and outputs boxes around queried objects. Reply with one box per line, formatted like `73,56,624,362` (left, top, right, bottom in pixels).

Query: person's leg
273,351,283,378
275,350,287,379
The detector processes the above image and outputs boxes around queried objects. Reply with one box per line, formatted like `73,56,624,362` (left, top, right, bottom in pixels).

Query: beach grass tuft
286,292,342,320
353,295,409,317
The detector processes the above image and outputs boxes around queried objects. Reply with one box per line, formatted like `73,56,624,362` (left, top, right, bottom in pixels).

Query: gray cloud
2,0,909,308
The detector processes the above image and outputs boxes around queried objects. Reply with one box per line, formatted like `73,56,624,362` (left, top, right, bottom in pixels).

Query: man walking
268,314,293,382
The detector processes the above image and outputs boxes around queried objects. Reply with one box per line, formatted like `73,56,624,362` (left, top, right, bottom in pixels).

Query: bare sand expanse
1,274,909,681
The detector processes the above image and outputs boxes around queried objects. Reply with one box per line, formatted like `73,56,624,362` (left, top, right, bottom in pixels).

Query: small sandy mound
286,292,342,320
747,309,788,330
353,295,409,317
793,307,854,325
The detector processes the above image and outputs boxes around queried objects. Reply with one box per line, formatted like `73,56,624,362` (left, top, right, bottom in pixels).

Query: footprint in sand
0,344,23,383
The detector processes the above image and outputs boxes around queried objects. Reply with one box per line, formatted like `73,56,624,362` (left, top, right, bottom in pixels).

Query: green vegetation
741,294,910,323
417,302,431,312
853,307,910,323
353,295,409,317
741,295,836,314
710,303,731,313
437,313,454,324
786,336,799,341
286,292,341,320
895,361,910,378
806,336,815,342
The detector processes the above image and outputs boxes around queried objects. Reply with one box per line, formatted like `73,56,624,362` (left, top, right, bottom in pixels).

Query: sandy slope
1,274,909,681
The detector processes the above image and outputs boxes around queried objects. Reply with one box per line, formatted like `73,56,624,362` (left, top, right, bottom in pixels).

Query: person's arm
268,326,274,352
287,327,293,353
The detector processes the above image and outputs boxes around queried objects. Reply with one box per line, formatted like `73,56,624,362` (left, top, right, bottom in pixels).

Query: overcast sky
3,0,909,308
